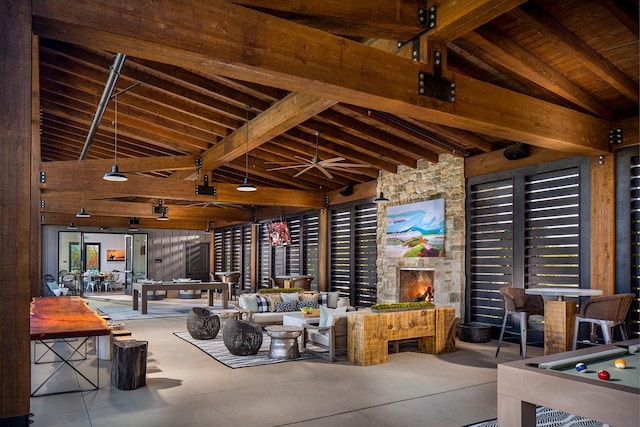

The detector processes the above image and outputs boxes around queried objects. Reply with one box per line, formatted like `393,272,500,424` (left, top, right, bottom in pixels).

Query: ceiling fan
266,131,369,179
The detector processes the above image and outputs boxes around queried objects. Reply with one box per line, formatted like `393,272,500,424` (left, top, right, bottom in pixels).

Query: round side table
265,325,303,360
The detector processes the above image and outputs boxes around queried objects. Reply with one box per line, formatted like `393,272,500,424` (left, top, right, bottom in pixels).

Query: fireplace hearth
398,268,435,302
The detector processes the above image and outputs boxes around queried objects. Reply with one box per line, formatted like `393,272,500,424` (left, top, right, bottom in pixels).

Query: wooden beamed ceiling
32,0,638,228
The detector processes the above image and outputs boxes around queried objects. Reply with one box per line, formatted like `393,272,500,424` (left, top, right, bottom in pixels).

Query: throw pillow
274,300,297,313
267,294,281,312
280,292,299,303
299,292,319,303
318,291,340,308
256,295,271,313
238,294,259,313
319,305,347,327
297,300,318,311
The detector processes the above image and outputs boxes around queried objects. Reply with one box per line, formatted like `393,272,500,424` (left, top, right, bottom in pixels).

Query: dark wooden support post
1,1,33,424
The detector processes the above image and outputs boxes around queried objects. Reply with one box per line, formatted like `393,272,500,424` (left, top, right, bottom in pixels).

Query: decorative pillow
319,305,347,328
297,300,318,311
256,295,271,313
280,292,299,303
318,291,340,308
299,292,319,303
274,300,297,313
267,294,281,312
238,294,259,312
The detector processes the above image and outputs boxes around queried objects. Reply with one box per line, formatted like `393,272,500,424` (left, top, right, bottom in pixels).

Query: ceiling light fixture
237,105,256,192
67,223,78,230
103,95,128,182
374,192,389,203
204,220,213,234
75,193,91,218
128,217,139,232
152,200,169,220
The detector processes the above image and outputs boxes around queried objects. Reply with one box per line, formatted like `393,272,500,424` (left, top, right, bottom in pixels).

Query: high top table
525,287,603,355
30,296,111,396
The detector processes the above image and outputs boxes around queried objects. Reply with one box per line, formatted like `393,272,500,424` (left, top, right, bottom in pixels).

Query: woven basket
457,322,492,343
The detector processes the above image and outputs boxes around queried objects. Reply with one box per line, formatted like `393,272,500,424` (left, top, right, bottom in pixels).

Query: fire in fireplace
399,268,435,302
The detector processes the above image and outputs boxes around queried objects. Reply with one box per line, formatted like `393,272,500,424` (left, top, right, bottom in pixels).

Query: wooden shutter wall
329,202,378,307
466,158,590,326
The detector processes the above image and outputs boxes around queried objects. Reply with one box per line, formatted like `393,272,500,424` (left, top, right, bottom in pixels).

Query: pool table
497,339,639,427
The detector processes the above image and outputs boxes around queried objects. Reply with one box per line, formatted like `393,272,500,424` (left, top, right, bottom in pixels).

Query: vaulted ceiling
34,0,638,229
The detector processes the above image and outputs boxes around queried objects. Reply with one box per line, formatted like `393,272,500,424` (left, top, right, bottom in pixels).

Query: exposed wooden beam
38,167,324,208
512,2,639,104
42,155,198,173
32,0,611,156
40,212,214,230
467,27,613,119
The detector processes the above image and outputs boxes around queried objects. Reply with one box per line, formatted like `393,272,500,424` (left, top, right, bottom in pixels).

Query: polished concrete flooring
29,295,543,427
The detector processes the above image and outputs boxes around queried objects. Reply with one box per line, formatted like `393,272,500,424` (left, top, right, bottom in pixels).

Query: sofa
234,290,350,326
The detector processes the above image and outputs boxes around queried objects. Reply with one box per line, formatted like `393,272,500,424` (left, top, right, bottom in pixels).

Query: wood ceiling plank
512,2,639,103
469,26,613,119
32,0,611,156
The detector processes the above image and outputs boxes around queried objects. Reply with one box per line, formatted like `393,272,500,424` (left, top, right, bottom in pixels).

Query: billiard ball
614,359,626,369
575,362,587,373
597,370,610,380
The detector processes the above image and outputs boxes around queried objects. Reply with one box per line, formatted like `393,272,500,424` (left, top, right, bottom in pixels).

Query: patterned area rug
174,332,325,369
466,406,609,427
99,304,198,321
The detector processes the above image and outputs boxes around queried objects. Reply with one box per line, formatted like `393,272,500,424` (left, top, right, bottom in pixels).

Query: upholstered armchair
301,307,348,362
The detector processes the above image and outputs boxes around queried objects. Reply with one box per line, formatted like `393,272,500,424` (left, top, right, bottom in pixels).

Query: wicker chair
495,287,545,358
289,276,313,291
571,293,634,350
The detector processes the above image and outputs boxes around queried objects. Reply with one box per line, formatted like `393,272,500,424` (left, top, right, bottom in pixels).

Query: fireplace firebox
398,268,435,302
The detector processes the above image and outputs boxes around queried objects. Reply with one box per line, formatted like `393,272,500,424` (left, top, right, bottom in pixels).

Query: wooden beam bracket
418,71,456,102
608,128,623,145
195,175,216,196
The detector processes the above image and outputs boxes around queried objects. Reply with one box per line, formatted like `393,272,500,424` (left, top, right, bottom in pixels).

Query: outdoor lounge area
2,1,638,426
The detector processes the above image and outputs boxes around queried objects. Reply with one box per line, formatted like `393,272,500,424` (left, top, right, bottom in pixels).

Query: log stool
187,307,220,340
222,318,263,355
111,340,148,390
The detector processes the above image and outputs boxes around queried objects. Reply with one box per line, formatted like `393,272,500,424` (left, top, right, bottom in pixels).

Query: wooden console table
132,282,229,314
347,307,456,366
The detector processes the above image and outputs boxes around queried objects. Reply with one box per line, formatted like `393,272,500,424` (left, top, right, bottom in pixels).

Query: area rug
173,331,323,369
98,304,199,321
466,406,609,427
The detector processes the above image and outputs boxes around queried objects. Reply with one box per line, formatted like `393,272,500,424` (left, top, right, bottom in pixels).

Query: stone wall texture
376,154,465,318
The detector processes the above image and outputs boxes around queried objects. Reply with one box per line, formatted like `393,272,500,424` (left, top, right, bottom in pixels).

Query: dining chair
290,276,313,291
571,293,634,350
222,272,241,300
62,273,79,295
495,287,545,358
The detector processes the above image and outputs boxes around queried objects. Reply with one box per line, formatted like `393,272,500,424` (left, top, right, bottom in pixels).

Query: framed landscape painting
385,198,445,258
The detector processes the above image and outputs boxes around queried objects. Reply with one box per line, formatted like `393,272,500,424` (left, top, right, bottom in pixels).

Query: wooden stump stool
187,307,221,340
111,340,148,390
222,318,263,355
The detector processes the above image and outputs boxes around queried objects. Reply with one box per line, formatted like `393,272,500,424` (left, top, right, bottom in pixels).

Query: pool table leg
498,394,536,427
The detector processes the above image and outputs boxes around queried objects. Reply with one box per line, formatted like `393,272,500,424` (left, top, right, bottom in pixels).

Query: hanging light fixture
237,105,256,192
128,217,139,232
152,199,169,220
67,223,78,230
76,193,91,218
374,192,389,203
103,95,128,181
204,220,213,234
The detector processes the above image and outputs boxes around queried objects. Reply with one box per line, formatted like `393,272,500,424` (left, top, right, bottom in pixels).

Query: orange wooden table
30,297,110,396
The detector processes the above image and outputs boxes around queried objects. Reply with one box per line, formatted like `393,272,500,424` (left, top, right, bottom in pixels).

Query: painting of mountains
385,198,445,258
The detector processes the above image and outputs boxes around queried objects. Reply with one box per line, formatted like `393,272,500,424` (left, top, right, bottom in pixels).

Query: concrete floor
29,295,543,427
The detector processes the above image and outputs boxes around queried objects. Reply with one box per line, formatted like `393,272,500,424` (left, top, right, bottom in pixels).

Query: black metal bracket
418,71,456,102
195,158,203,167
609,128,623,144
39,171,46,183
40,200,45,208
322,195,329,205
418,6,436,30
195,174,217,196
397,6,437,49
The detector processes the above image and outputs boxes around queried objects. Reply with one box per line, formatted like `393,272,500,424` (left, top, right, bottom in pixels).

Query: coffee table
282,312,320,327
265,325,303,359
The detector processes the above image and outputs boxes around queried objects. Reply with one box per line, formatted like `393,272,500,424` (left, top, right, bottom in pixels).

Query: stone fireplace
399,268,435,302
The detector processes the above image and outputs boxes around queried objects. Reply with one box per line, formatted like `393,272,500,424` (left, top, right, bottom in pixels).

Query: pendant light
103,95,128,181
237,105,256,192
76,193,91,218
374,192,389,203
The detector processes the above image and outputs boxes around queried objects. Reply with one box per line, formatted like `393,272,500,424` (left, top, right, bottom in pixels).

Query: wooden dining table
525,287,603,355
